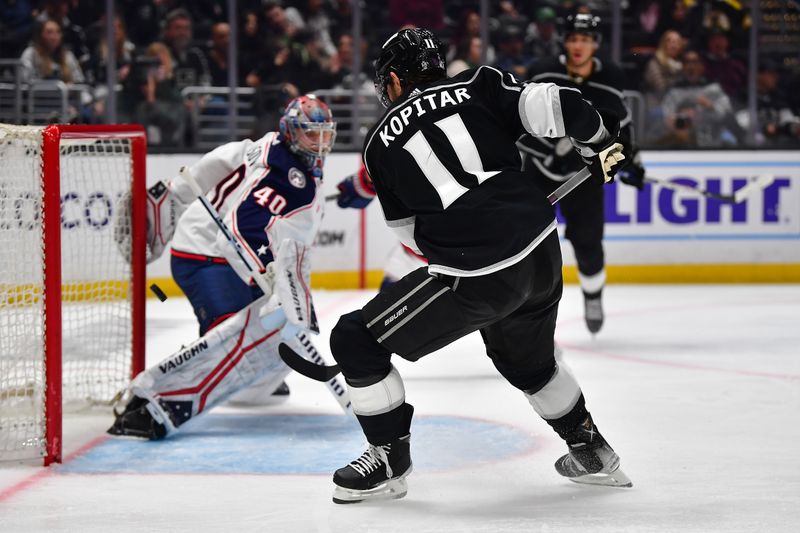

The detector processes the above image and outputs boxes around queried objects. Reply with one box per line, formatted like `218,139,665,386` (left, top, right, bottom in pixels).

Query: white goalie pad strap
578,268,606,294
130,295,289,428
518,82,568,138
349,365,405,416
274,238,317,334
525,363,582,420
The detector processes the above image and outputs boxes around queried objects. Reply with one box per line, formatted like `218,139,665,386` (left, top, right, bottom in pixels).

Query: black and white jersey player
326,27,632,504
517,13,646,334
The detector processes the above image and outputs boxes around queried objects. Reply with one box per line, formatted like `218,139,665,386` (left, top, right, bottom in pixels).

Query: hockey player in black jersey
518,13,646,334
327,28,632,504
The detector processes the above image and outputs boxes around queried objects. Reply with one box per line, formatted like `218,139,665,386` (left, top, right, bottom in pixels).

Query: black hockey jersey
518,56,631,182
363,66,562,277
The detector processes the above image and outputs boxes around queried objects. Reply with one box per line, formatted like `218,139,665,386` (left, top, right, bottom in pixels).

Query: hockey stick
644,175,774,203
178,166,351,412
325,192,340,202
279,343,342,382
280,165,596,382
547,166,592,205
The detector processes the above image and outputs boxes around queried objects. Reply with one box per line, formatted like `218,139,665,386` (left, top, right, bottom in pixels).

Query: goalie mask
373,28,447,108
279,95,337,175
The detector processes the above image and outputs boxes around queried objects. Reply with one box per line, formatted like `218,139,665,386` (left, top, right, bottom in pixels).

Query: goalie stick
644,175,774,203
280,165,595,381
178,166,351,413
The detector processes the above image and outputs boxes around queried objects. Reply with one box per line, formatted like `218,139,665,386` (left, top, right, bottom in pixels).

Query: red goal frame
40,124,147,465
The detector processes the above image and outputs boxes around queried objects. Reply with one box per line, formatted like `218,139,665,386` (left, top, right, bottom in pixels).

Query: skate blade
568,467,632,488
332,476,409,504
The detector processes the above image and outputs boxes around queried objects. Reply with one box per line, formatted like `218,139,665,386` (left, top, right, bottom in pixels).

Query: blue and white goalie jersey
170,132,323,284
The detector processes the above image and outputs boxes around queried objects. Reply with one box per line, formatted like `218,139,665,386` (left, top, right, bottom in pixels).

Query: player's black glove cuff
617,151,645,190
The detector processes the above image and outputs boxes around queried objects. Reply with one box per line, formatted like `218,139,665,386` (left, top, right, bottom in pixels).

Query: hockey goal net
0,124,146,465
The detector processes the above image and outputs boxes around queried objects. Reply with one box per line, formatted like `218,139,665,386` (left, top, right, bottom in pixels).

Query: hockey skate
107,395,167,440
555,416,632,488
332,435,413,504
583,292,604,334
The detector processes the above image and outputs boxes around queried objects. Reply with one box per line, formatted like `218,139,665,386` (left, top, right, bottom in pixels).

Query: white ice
1,285,799,532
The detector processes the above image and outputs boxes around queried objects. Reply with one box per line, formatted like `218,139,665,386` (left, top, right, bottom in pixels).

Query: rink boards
145,150,800,291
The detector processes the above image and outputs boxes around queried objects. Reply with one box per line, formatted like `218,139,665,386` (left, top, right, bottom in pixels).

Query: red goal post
0,124,146,465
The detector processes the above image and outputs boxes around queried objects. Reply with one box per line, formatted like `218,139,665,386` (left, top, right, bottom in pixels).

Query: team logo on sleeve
288,168,307,188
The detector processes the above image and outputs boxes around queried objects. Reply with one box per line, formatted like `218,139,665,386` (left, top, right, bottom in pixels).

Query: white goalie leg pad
349,365,405,416
130,294,290,430
524,363,582,420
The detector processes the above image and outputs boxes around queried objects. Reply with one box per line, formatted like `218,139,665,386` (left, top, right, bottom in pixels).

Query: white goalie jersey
169,131,324,286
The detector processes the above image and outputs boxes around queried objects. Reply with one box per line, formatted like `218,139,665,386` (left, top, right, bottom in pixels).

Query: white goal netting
0,124,142,462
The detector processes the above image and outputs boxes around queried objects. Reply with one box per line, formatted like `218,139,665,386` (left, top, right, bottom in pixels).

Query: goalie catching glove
114,180,189,263
570,108,626,185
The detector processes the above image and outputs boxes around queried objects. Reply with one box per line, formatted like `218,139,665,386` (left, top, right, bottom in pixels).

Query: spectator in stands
493,0,529,37
162,8,211,91
281,28,336,93
87,14,135,120
493,25,532,80
642,29,684,107
286,0,337,58
123,41,187,147
447,36,481,77
240,9,265,88
19,19,85,84
526,6,560,61
749,60,800,148
655,49,740,148
448,9,494,65
207,22,232,87
389,0,444,31
702,29,746,105
118,0,165,48
34,0,90,69
263,0,300,50
0,0,35,59
329,32,370,90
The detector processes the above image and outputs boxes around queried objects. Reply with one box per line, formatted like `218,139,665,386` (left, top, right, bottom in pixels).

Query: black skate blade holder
279,343,342,382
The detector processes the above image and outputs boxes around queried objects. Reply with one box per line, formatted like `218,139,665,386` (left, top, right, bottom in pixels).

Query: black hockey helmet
563,13,602,42
373,28,447,108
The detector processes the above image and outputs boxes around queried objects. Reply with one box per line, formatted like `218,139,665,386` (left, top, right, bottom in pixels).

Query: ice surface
1,285,798,532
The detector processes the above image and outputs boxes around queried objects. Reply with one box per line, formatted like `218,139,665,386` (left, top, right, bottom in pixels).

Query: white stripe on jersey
427,220,557,278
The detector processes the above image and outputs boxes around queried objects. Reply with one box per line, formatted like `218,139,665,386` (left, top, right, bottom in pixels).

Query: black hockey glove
571,108,626,184
616,150,645,190
336,166,376,209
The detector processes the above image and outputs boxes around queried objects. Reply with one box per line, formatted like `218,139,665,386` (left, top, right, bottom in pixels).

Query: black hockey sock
355,402,414,445
583,289,602,300
544,394,592,442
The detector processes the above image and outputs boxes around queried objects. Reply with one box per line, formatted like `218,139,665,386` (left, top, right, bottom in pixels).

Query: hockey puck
150,283,168,302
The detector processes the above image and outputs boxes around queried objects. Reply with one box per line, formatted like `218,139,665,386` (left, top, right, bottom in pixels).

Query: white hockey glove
114,180,187,263
273,238,319,341
570,109,626,184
